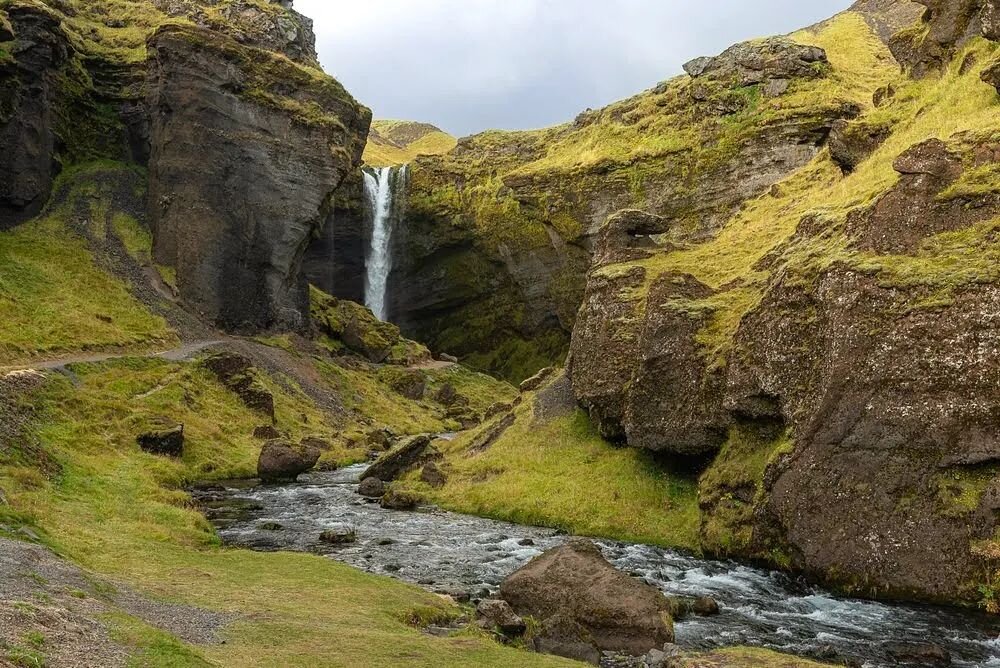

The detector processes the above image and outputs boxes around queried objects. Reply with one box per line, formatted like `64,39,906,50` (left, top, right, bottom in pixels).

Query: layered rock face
387,29,860,381
888,0,998,74
569,3,1000,604
0,0,370,331
146,23,369,331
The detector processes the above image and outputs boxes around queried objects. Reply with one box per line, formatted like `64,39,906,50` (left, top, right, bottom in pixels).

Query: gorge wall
569,0,1000,605
0,0,370,331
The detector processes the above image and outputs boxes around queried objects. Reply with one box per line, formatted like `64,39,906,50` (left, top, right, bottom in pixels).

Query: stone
682,38,827,86
533,613,602,665
691,596,720,616
257,439,321,483
136,419,184,457
828,119,891,172
366,428,395,450
361,435,438,482
475,599,526,636
467,412,516,454
438,353,459,363
311,290,402,362
433,383,461,406
319,525,356,545
500,539,674,659
884,642,951,666
357,477,385,498
419,462,447,489
593,210,670,269
384,369,426,400
380,489,419,511
146,23,369,331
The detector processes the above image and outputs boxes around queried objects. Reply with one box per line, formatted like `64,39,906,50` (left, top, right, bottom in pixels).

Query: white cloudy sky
295,0,853,136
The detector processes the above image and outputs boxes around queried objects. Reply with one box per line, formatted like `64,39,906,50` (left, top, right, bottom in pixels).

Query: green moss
0,361,574,668
400,400,701,549
0,165,175,366
699,424,793,555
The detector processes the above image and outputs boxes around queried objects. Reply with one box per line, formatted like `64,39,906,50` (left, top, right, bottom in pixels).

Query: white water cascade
362,164,407,321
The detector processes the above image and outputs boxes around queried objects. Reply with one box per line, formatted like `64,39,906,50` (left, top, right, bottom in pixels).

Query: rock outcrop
136,419,185,457
361,435,439,482
146,23,370,331
500,539,674,664
0,3,68,229
888,0,1000,75
257,438,320,482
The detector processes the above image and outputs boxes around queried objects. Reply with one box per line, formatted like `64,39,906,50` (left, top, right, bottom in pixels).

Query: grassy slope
0,166,176,366
0,359,576,668
363,120,457,167
398,380,702,550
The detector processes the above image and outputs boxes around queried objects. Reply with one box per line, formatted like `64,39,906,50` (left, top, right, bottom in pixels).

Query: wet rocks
475,599,526,636
380,489,419,511
136,419,184,457
319,525,356,545
357,477,385,498
500,539,673,663
257,439,321,483
884,641,951,666
202,353,275,421
670,596,721,620
361,435,438,482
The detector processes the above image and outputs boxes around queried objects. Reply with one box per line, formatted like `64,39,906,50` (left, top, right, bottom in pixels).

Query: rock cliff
0,0,370,330
569,0,1000,605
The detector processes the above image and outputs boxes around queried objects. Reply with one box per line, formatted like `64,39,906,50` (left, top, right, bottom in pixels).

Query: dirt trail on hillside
1,340,226,373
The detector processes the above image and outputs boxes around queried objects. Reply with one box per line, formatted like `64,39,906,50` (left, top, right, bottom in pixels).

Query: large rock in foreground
361,435,438,482
500,539,673,663
257,439,320,483
147,23,370,332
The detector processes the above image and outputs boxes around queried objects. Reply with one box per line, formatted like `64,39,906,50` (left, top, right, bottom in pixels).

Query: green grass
0,190,175,366
400,397,701,549
364,120,457,166
0,359,578,668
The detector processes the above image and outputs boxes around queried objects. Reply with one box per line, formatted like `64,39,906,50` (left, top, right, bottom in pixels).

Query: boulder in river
380,489,420,511
257,439,321,483
357,477,385,498
361,435,439,482
136,418,184,457
319,525,356,545
884,642,951,666
475,598,526,636
500,538,673,663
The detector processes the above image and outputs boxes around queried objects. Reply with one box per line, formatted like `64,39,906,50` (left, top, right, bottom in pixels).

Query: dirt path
1,340,226,373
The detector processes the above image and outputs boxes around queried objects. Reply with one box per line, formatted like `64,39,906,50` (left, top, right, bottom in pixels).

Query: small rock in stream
358,477,385,498
319,526,356,545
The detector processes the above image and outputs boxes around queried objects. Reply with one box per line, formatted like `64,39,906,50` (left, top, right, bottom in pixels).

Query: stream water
193,465,1000,667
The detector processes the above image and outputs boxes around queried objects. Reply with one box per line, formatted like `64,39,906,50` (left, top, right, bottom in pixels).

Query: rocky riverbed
193,465,1000,668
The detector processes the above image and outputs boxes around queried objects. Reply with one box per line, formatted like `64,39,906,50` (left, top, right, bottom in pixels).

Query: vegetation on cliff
364,120,457,166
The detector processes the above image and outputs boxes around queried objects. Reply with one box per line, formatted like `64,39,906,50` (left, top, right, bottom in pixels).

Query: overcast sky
296,0,852,137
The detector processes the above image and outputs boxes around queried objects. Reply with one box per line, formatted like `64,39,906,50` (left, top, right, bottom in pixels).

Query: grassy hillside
364,120,457,166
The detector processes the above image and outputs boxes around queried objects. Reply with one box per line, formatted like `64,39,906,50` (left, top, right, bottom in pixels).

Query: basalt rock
593,210,670,267
151,0,319,65
380,488,419,511
828,118,892,173
888,0,994,76
719,264,1000,602
500,539,673,663
136,419,184,457
147,23,369,332
0,4,68,229
846,138,1000,254
357,477,385,498
683,38,828,87
257,439,321,483
361,435,439,482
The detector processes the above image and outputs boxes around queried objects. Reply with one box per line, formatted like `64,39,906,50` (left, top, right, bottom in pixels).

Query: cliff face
570,1,1000,604
0,0,370,330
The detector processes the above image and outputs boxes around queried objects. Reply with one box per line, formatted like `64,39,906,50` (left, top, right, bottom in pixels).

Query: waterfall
362,164,407,321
